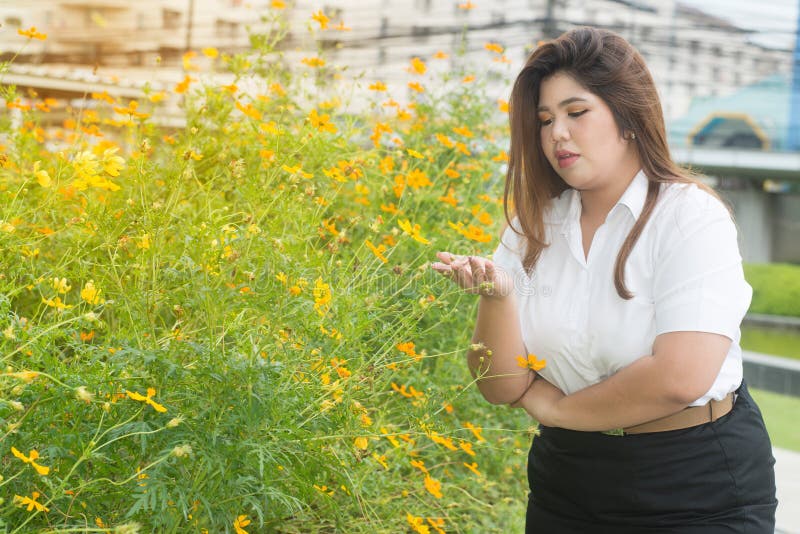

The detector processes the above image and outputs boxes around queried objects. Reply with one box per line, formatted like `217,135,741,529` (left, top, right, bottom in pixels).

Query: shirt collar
560,169,648,236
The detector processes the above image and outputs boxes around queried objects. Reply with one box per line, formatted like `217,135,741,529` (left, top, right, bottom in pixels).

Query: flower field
0,8,538,533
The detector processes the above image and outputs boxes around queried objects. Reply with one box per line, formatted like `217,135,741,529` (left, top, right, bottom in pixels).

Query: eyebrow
537,97,589,112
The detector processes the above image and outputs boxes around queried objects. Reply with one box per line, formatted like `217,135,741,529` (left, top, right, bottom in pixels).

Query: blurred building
0,0,791,120
0,0,269,67
285,0,790,119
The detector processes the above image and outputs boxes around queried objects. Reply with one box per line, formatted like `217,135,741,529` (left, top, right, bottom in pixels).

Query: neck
579,166,641,223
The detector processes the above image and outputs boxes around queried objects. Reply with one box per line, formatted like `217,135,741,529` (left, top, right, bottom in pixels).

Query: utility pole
544,0,557,39
789,0,800,150
185,0,195,54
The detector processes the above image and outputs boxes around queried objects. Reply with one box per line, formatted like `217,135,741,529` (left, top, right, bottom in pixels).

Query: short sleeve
491,216,526,284
653,191,752,341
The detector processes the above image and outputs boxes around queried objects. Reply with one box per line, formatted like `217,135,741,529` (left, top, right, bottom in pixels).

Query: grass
741,325,800,361
743,263,800,318
749,388,800,452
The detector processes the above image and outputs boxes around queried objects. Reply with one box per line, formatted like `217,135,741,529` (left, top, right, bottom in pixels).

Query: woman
431,27,777,533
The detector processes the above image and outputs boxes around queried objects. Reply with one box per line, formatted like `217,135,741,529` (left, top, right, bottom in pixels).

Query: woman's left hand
511,377,566,426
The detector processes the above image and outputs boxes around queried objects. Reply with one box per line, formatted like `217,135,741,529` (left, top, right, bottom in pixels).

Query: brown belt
620,392,735,435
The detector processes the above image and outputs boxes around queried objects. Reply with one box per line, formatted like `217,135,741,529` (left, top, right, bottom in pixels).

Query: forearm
541,354,690,431
467,293,531,405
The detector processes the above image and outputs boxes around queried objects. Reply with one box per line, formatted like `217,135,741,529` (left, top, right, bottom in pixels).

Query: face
537,71,639,191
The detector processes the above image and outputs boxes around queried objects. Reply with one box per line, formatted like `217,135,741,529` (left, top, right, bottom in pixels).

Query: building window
163,9,181,30
689,40,700,54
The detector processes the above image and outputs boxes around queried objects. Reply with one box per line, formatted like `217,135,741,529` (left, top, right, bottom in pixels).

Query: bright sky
680,0,798,49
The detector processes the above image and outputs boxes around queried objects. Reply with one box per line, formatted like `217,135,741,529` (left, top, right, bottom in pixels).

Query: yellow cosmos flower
407,513,429,534
354,436,368,450
42,296,73,310
233,514,251,534
311,10,329,29
406,169,432,189
464,422,486,442
365,239,389,263
484,42,504,53
398,219,430,244
368,81,387,91
498,98,510,113
409,57,427,75
424,475,443,498
308,109,337,133
433,51,449,59
464,461,482,476
33,162,51,187
51,277,71,293
101,147,125,177
458,2,476,9
81,281,105,305
271,0,286,8
202,47,219,58
312,277,332,316
126,387,167,412
406,149,424,159
11,447,50,475
18,26,47,40
301,57,325,68
452,125,474,138
516,353,547,371
408,81,425,93
13,492,49,512
459,440,476,456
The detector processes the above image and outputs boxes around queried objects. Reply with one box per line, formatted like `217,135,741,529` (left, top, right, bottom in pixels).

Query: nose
550,117,570,143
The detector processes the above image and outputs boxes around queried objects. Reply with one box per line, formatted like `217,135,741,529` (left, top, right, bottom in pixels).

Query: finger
450,256,472,289
469,256,485,288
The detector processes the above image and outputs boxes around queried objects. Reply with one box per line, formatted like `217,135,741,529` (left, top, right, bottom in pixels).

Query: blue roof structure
667,74,790,151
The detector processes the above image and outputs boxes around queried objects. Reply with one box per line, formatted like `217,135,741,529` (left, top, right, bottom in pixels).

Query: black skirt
525,380,777,533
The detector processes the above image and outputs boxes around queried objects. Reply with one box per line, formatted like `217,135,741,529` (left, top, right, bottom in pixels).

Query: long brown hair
503,26,731,300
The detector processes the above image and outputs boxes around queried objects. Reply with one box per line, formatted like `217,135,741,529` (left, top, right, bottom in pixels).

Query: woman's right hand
430,251,514,298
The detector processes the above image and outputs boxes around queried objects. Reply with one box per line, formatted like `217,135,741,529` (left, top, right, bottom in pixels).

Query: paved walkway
776,447,800,534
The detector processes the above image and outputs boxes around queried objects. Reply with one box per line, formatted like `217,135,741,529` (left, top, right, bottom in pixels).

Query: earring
626,131,636,140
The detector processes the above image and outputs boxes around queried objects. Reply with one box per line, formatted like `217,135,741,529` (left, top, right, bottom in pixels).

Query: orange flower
126,387,167,412
458,1,476,9
174,75,194,94
464,462,482,476
13,492,49,512
459,440,476,456
433,51,449,59
484,42,504,53
408,57,427,75
311,10,329,29
233,514,251,534
464,422,486,442
497,98,510,113
18,27,47,40
11,447,50,475
408,82,425,93
424,475,443,498
516,353,547,371
301,57,325,68
365,239,389,263
452,125,474,138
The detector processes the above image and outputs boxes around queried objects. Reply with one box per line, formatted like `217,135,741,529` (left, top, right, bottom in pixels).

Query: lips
555,150,579,169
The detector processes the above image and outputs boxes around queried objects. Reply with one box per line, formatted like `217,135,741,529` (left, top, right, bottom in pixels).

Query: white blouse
491,169,752,406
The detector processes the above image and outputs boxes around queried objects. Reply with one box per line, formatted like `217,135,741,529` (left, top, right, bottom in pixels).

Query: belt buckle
601,428,625,437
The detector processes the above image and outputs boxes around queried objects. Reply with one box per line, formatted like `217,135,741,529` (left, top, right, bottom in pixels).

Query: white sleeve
653,191,752,341
491,216,526,286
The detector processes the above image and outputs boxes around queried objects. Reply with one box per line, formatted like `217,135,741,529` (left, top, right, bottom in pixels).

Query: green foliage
0,10,532,534
744,262,800,318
